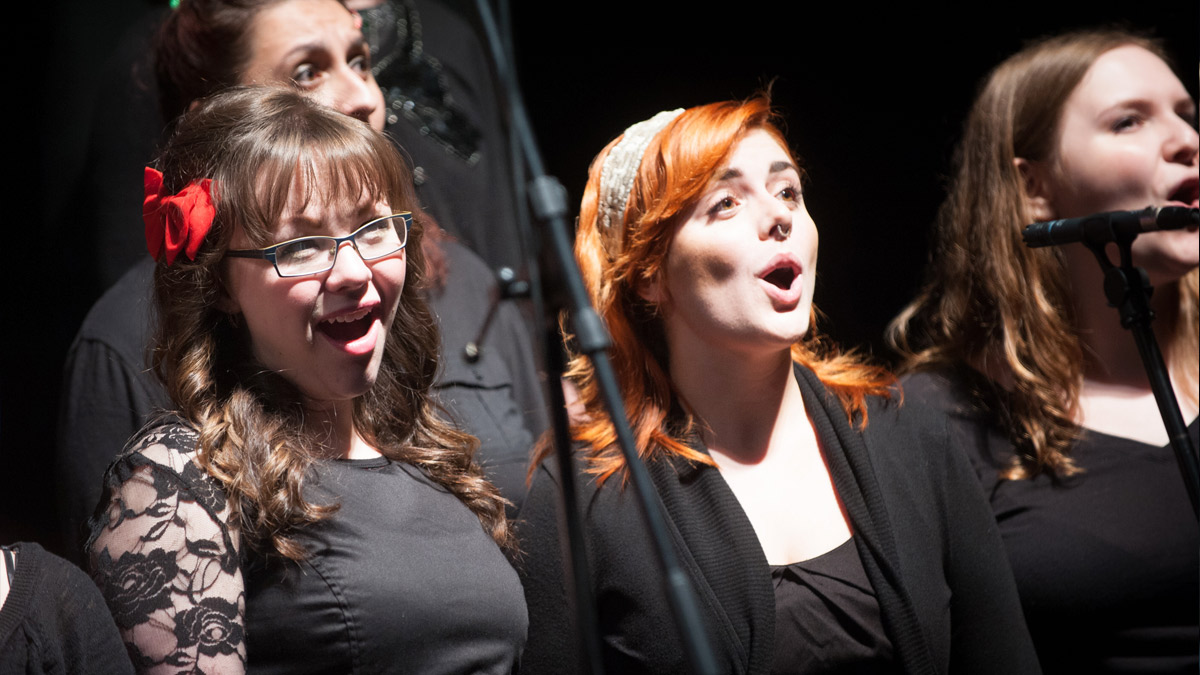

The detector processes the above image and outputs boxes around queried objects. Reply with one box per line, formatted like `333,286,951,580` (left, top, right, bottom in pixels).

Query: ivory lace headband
596,108,683,254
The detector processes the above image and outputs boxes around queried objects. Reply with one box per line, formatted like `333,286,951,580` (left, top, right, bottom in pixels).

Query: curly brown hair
150,85,512,560
888,28,1199,479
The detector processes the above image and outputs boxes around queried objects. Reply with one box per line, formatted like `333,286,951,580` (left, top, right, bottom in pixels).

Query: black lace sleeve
88,423,247,674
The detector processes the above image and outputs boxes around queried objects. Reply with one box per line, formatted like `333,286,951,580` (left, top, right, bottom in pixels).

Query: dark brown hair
154,0,294,123
152,86,511,559
888,28,1199,478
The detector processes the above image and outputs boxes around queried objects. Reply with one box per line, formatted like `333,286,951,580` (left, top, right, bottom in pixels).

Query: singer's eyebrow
714,161,800,184
769,161,798,175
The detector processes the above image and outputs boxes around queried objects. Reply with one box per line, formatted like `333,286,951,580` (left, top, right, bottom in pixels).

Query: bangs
214,114,411,247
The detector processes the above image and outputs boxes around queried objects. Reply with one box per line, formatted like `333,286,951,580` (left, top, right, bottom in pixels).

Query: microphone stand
475,2,719,673
463,267,529,363
1072,220,1199,521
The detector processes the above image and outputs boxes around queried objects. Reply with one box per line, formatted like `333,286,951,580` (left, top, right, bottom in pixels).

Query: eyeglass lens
276,216,406,276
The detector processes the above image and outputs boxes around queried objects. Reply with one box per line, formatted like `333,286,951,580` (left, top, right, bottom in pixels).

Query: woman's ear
637,274,665,306
1014,157,1055,222
215,293,240,315
214,269,241,315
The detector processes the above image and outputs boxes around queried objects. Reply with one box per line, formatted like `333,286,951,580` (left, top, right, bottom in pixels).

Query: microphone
1022,206,1198,248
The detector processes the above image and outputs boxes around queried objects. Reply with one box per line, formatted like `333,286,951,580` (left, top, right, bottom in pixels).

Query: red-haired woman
889,29,1198,673
517,99,1040,674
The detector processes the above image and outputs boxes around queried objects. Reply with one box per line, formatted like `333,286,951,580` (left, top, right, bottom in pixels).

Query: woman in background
889,29,1198,673
518,97,1039,674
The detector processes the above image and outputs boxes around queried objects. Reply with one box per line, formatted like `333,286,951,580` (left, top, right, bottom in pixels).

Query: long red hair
542,96,893,484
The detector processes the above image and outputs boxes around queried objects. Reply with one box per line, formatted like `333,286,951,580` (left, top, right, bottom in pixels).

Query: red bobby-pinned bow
143,167,215,265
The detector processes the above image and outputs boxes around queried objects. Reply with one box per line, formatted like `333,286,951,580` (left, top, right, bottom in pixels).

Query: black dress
87,422,527,674
903,369,1199,674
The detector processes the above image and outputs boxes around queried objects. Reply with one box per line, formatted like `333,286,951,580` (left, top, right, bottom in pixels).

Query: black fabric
0,542,133,675
427,239,549,513
770,537,897,674
903,368,1200,675
87,421,526,674
365,0,528,275
516,363,1040,675
54,258,170,559
243,458,529,675
796,366,935,674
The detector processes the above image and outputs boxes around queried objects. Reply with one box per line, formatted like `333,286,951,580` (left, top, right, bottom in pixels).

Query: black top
770,537,897,674
516,364,1041,675
87,421,527,674
0,542,133,675
903,369,1199,674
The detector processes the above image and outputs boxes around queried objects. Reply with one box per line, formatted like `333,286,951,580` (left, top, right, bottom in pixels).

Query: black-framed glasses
225,212,411,277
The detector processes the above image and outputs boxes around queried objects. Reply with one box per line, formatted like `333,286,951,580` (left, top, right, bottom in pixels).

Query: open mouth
316,307,377,343
1168,178,1200,208
763,266,797,290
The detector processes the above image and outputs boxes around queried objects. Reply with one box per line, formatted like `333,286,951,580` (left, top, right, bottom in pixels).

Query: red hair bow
143,167,215,265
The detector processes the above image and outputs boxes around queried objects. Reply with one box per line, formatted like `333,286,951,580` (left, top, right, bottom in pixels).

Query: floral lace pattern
88,423,247,674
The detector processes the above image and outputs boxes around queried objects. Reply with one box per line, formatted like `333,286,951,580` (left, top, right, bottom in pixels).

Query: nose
761,193,794,240
325,241,373,291
1165,114,1199,166
329,66,382,127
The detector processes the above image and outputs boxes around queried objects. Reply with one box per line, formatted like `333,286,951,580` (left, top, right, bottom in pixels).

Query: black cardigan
0,543,133,674
516,365,1040,675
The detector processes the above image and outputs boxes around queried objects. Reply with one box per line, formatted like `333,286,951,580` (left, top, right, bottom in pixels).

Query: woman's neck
1066,247,1186,385
668,341,806,463
667,337,851,565
1064,247,1198,438
302,398,380,460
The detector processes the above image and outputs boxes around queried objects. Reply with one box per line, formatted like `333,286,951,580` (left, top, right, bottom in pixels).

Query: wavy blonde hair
536,96,893,484
151,86,511,560
888,29,1199,479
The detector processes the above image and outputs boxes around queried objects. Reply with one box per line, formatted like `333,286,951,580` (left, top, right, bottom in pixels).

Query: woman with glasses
87,86,526,674
517,98,1039,674
57,0,546,555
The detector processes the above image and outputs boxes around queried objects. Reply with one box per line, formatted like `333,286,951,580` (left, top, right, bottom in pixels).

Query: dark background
3,1,1196,554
